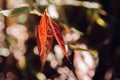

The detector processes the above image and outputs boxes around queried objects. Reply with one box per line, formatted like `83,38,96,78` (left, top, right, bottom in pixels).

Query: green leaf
89,50,98,58
10,6,31,16
96,17,107,28
69,45,88,51
69,45,98,58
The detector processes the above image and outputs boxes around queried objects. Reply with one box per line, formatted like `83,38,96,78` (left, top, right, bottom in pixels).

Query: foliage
1,0,120,80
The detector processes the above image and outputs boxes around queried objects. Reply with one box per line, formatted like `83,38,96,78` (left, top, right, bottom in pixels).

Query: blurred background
0,0,120,80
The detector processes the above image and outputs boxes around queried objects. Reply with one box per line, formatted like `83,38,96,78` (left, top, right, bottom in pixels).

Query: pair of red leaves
37,10,70,71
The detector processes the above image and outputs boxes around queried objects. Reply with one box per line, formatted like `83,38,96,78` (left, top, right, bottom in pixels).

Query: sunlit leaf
37,10,71,71
10,6,31,16
69,45,88,51
37,11,53,71
39,26,53,71
18,56,26,69
49,17,71,63
37,11,47,56
36,72,46,80
37,11,47,71
69,45,98,58
89,50,98,58
96,18,107,28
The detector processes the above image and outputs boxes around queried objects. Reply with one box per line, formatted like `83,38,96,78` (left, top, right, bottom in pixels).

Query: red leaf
37,11,47,56
37,11,53,71
37,10,71,71
49,17,71,63
40,26,53,71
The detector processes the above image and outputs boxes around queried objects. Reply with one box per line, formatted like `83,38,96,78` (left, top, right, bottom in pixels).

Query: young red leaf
49,17,71,63
37,10,71,71
39,26,53,71
37,11,53,71
37,11,47,56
